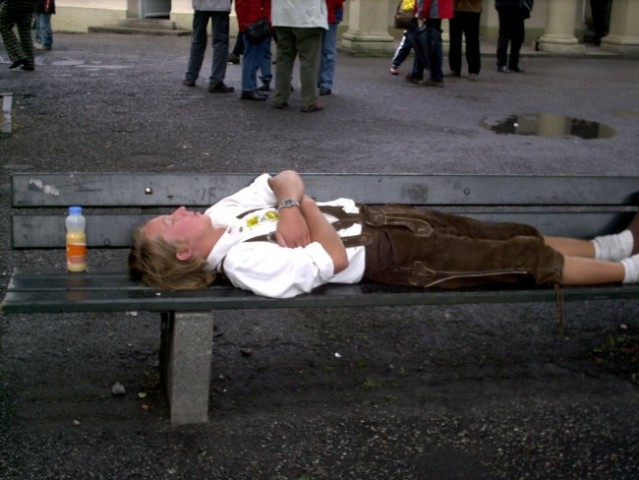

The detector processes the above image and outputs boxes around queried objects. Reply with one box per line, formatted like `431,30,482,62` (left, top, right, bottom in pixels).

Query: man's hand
275,201,311,248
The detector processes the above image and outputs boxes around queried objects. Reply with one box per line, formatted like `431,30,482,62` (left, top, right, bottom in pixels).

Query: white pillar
538,0,585,54
601,0,639,54
341,0,395,54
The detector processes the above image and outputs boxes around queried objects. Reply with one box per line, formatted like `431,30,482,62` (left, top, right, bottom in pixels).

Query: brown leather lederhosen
322,204,564,290
244,204,564,290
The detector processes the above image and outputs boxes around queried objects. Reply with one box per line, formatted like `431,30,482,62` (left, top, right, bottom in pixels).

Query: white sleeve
222,241,336,298
206,174,276,226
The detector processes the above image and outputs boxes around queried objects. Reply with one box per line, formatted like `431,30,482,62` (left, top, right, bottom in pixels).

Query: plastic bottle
66,206,87,272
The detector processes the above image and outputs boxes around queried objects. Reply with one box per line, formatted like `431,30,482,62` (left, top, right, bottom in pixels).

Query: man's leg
185,10,209,82
561,256,624,285
318,22,338,92
209,11,230,87
295,27,323,109
273,27,296,107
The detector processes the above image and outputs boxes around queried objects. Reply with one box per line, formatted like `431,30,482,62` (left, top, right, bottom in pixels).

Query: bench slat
2,271,638,314
12,173,639,207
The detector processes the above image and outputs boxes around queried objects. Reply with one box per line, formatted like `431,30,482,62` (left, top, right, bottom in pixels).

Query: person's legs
465,11,481,75
35,12,52,47
318,22,338,92
544,237,596,258
240,35,261,93
185,10,209,82
496,6,511,70
273,27,296,107
507,9,526,71
16,9,34,69
448,13,462,76
295,27,323,109
209,11,230,86
258,35,273,89
425,18,443,82
391,32,412,71
561,256,624,285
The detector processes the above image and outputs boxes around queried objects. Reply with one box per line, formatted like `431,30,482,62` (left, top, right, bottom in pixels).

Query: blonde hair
128,225,215,290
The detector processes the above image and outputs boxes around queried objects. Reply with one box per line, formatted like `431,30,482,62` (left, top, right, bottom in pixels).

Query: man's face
143,207,212,250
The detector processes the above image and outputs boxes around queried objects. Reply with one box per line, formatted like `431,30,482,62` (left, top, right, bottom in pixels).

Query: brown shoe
301,103,324,113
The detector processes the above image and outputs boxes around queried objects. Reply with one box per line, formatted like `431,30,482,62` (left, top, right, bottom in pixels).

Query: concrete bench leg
160,311,213,426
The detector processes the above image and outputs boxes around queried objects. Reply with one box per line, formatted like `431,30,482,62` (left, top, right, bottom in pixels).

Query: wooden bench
2,173,638,425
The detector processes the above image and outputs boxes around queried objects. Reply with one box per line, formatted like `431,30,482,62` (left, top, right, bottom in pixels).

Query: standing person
589,0,610,46
129,170,639,298
417,0,454,87
182,0,234,93
495,0,534,73
271,0,328,113
448,0,482,80
317,0,345,96
0,0,38,71
235,0,272,101
34,0,54,50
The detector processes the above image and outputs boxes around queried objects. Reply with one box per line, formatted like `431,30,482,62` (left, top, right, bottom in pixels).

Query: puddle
481,113,617,139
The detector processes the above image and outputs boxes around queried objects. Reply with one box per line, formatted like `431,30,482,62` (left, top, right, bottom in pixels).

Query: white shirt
205,174,366,298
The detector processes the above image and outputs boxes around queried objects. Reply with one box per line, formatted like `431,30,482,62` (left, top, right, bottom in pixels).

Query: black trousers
496,6,528,69
449,10,481,75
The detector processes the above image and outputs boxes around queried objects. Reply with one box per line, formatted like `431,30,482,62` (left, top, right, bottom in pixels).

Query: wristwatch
277,198,300,211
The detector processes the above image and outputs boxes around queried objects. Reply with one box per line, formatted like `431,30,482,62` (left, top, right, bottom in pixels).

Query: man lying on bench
128,170,639,298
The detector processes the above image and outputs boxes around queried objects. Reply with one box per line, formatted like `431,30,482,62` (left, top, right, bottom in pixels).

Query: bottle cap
69,206,83,214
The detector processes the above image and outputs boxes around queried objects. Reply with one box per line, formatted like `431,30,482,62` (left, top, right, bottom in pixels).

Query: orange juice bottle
65,206,87,272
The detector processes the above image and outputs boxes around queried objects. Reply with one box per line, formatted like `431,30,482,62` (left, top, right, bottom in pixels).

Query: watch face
279,198,299,209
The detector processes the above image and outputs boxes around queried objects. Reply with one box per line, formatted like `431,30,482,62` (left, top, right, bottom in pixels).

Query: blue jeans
185,10,230,85
318,22,338,90
34,12,52,47
241,34,271,91
424,19,443,81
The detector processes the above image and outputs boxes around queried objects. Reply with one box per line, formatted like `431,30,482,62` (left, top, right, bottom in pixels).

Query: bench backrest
10,173,639,249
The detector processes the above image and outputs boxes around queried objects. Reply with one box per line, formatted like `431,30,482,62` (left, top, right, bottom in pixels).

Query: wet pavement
1,33,639,480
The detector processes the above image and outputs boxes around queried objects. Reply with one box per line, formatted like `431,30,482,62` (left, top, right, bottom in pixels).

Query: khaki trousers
273,26,323,108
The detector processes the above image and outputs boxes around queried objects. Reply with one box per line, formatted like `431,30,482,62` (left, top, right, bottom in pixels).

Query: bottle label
66,241,87,272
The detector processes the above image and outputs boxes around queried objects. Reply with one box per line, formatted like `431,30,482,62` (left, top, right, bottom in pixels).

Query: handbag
393,0,416,30
246,18,271,44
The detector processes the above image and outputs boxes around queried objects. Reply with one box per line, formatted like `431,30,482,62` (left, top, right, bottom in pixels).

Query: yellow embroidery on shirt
245,210,279,228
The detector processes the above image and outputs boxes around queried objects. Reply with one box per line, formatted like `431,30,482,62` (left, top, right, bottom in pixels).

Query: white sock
592,230,633,261
621,255,639,283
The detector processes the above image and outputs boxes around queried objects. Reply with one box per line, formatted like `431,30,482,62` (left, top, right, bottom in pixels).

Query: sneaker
258,81,271,92
319,86,332,96
182,78,196,87
497,65,511,73
208,82,235,93
34,43,51,50
390,65,399,75
468,73,478,81
228,53,241,65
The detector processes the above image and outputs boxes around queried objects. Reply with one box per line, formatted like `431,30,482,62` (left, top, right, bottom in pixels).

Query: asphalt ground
0,33,638,480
